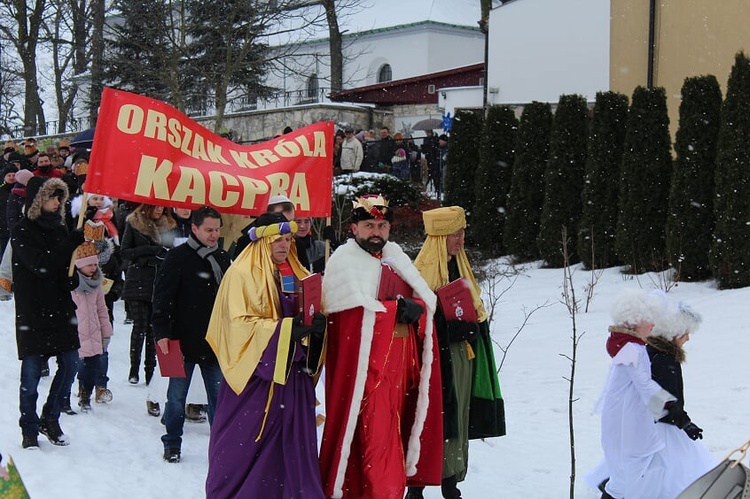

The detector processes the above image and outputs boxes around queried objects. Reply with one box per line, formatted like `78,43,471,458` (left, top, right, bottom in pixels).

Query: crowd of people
332,126,449,195
2,130,715,499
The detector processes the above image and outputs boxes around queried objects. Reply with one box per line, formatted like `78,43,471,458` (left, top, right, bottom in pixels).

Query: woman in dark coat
12,176,84,448
120,204,176,385
0,165,17,256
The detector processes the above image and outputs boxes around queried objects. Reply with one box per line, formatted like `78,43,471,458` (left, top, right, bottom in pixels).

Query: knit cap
14,169,33,186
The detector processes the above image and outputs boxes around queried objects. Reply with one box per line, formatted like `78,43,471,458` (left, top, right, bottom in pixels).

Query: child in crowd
71,194,119,245
644,302,717,497
71,242,114,411
596,289,676,499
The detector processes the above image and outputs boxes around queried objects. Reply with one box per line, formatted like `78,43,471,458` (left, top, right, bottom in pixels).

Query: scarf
36,211,64,230
606,326,646,358
76,268,103,294
187,235,224,285
94,207,119,239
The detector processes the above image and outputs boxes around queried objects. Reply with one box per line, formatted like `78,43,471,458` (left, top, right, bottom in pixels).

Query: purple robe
205,291,324,499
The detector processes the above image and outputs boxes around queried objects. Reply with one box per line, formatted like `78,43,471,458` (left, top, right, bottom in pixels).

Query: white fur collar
323,239,436,314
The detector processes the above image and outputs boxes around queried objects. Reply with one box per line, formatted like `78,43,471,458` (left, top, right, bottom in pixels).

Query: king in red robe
319,196,443,499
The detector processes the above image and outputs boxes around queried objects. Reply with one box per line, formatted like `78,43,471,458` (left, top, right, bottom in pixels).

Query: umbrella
411,118,443,131
70,128,95,150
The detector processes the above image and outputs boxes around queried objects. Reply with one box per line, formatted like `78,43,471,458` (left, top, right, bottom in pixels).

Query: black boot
405,487,425,499
441,476,461,499
128,366,139,385
61,395,77,416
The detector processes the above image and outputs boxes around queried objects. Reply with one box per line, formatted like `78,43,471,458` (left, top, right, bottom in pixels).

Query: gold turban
422,206,466,236
415,206,487,323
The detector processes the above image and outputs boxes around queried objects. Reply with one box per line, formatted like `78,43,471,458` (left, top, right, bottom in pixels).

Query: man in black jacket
12,176,84,448
152,206,231,463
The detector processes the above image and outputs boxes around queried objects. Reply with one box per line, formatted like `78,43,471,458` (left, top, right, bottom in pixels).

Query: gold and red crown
352,195,390,220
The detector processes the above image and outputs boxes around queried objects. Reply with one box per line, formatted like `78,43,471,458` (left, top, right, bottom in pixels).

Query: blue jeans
161,361,222,450
77,354,106,393
19,350,79,436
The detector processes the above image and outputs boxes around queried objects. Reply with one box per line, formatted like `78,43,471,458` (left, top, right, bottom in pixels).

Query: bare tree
0,0,48,135
88,0,105,124
479,259,552,372
319,0,342,94
560,226,584,499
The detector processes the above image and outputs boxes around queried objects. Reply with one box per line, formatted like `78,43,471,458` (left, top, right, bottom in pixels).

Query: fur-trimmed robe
319,239,443,498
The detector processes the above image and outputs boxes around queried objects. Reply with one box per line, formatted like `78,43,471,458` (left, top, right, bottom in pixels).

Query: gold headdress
351,194,393,222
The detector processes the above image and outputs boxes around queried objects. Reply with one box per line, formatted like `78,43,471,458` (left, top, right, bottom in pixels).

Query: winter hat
14,168,33,187
611,288,669,327
267,194,292,207
58,139,70,152
7,151,24,166
2,165,18,179
24,176,68,219
422,206,466,236
652,301,702,339
73,241,99,269
3,141,16,154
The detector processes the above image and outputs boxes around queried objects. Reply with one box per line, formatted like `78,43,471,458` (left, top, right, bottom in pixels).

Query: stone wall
196,104,393,144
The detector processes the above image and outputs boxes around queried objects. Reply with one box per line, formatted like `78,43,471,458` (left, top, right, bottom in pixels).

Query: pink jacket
71,272,113,358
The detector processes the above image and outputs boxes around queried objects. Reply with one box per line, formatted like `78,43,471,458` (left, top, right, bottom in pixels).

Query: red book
296,273,322,326
436,278,477,322
154,339,187,378
377,264,413,301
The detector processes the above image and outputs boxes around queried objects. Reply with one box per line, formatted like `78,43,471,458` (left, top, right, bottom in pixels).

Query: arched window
307,74,319,99
378,64,392,83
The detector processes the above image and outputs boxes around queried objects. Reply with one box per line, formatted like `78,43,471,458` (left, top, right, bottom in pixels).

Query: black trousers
128,300,156,377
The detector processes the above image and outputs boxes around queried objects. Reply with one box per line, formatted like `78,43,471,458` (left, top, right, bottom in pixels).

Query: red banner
86,87,333,216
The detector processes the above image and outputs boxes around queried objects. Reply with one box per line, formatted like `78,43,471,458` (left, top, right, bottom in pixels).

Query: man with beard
319,195,444,499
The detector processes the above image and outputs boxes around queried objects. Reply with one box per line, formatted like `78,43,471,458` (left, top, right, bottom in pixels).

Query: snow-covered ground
1,260,748,498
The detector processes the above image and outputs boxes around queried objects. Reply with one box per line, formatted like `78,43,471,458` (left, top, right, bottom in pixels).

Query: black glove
291,312,327,343
682,422,703,440
663,400,691,428
84,205,98,222
446,320,479,342
396,297,423,324
323,225,337,242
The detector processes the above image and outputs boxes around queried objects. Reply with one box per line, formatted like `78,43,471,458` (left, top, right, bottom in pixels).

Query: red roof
329,63,484,105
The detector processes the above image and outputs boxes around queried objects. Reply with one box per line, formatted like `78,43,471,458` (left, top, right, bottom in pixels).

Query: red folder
436,278,477,322
155,339,187,378
295,273,322,326
377,264,413,301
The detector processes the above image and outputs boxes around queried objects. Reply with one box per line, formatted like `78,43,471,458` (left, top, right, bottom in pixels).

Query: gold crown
84,220,106,241
73,241,99,261
75,160,89,176
352,194,389,212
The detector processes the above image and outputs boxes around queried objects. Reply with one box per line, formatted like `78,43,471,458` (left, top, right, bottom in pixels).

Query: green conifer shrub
667,75,722,281
503,102,552,262
615,86,672,273
537,94,589,267
578,91,629,270
471,105,517,257
711,52,750,288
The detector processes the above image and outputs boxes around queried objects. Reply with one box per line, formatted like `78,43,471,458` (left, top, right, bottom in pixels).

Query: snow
2,261,749,498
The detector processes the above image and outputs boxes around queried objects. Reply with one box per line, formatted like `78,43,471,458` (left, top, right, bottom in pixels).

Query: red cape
319,301,443,497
